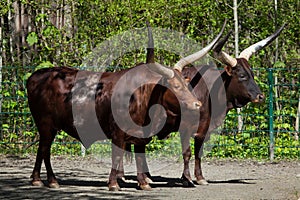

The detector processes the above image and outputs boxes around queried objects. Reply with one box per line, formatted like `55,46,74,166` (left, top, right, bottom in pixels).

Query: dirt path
0,155,299,199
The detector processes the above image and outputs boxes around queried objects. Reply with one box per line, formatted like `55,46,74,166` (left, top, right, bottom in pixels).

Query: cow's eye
239,74,247,81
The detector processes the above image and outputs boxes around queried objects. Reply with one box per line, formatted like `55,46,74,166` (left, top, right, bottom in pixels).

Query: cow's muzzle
252,94,265,103
183,101,202,111
193,101,202,110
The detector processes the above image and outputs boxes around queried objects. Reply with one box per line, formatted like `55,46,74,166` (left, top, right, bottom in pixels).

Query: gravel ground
0,155,300,200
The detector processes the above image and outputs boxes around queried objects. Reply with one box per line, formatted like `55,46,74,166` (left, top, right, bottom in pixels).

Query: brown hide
26,63,200,189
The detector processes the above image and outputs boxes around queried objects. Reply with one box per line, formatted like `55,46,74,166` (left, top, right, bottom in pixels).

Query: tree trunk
8,0,14,63
295,96,300,141
13,1,22,65
273,0,282,137
233,0,243,132
0,15,3,140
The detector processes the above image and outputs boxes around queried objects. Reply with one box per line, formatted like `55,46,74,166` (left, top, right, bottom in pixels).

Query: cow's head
145,21,226,113
145,53,202,112
213,24,285,108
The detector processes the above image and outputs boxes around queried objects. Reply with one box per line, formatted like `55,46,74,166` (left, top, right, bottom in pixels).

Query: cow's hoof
181,174,195,187
145,177,153,184
196,179,209,185
109,185,121,191
49,182,60,188
182,179,195,187
139,184,152,191
32,180,44,187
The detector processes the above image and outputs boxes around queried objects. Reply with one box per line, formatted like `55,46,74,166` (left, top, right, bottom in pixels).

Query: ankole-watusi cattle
183,23,286,186
26,23,225,190
126,24,286,187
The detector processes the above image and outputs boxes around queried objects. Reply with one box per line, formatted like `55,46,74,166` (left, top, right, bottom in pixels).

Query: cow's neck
220,69,235,113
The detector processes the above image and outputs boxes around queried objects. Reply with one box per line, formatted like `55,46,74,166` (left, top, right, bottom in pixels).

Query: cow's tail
124,143,133,163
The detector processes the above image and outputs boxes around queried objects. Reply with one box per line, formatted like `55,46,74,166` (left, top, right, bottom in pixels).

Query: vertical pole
8,0,14,63
233,0,243,132
274,0,278,62
273,0,281,140
0,16,2,66
21,2,26,66
268,68,274,161
0,16,3,140
295,96,300,140
233,0,239,58
81,144,86,157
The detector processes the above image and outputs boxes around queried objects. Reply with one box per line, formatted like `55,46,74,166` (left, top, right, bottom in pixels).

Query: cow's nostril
258,94,265,101
194,101,202,109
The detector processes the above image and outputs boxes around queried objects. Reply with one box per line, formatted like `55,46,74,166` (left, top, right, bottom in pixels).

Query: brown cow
187,24,286,186
126,24,285,187
26,24,225,191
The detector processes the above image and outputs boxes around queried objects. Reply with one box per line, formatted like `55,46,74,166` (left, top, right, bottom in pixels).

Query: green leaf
36,61,54,70
16,90,25,97
2,124,9,129
273,61,286,68
26,32,38,46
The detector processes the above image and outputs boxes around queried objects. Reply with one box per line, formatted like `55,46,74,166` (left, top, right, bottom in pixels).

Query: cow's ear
224,66,232,76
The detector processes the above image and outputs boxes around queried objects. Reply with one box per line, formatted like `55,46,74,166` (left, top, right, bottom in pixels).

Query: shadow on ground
0,171,257,200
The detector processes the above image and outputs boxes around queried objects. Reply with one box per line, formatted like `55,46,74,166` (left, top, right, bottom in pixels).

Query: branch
237,0,244,8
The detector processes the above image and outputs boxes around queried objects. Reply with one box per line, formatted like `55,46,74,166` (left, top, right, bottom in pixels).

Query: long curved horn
146,22,174,78
239,23,286,60
213,30,237,67
148,63,174,78
174,20,227,71
146,21,155,63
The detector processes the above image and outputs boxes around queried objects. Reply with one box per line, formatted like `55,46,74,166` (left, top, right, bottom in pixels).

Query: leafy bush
0,1,299,159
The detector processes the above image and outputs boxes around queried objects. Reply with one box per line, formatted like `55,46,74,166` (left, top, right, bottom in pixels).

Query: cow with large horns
188,24,286,186
26,22,226,191
125,24,286,187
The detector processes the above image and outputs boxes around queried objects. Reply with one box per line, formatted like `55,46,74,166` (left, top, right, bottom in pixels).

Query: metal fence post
268,68,275,161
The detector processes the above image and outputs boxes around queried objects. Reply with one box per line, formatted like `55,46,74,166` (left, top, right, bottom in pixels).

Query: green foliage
147,132,182,157
206,133,270,159
0,1,299,158
36,61,54,69
0,0,11,16
26,32,38,46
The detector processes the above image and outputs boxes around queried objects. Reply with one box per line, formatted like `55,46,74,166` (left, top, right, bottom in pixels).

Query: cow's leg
31,142,44,187
180,133,194,187
116,143,132,182
119,143,152,184
108,139,125,191
116,155,125,182
143,160,153,184
31,126,57,188
194,135,208,185
134,144,152,190
44,133,59,188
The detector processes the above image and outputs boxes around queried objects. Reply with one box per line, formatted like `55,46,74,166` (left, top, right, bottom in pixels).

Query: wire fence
0,66,299,159
207,67,300,159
